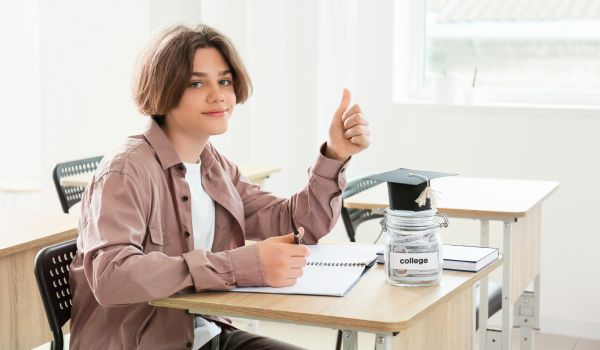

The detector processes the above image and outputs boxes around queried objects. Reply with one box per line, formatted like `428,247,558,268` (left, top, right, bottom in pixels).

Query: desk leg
501,222,513,350
515,275,539,350
479,219,490,350
517,292,534,350
341,330,358,350
375,334,393,350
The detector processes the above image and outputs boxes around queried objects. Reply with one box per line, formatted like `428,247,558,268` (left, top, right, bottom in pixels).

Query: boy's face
166,47,236,140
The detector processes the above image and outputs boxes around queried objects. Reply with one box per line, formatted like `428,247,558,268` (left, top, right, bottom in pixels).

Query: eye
219,79,233,86
190,81,203,88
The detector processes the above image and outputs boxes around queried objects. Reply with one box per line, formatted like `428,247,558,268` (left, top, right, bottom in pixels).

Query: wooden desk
344,176,559,350
0,211,78,349
60,164,282,188
151,257,502,350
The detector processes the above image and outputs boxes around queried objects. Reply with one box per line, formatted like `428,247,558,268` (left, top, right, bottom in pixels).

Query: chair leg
335,329,342,350
51,330,63,350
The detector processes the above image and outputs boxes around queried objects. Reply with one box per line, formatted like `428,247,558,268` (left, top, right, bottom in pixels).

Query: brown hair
133,24,252,120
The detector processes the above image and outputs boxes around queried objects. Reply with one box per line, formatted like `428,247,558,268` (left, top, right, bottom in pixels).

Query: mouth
202,108,229,118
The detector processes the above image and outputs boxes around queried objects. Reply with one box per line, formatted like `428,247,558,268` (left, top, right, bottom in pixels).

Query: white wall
2,0,598,340
0,0,42,193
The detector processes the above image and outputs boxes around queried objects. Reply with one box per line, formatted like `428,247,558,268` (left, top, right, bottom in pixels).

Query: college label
389,252,439,270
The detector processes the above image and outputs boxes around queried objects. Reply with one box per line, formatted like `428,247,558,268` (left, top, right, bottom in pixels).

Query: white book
231,244,381,297
442,244,499,272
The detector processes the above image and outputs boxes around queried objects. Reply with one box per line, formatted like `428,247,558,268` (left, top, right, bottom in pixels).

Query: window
395,0,600,106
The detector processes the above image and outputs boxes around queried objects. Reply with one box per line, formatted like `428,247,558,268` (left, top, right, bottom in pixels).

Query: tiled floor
518,332,600,350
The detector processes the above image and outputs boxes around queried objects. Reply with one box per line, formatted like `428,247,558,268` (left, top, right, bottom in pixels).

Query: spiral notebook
232,244,381,297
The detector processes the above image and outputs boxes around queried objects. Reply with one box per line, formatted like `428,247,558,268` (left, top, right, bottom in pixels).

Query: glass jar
383,208,448,287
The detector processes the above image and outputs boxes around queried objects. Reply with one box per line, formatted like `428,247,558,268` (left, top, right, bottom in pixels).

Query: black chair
340,177,384,242
34,239,77,350
52,156,103,213
335,175,503,350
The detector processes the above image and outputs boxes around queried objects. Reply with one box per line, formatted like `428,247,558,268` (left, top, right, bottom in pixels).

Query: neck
161,122,209,164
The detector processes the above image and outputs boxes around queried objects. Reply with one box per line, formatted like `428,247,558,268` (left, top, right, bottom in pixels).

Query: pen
291,214,303,245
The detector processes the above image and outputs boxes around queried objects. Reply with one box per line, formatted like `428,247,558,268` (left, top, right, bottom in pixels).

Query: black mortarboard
366,168,456,211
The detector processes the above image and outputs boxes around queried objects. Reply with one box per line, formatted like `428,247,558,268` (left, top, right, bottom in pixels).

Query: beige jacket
69,120,348,349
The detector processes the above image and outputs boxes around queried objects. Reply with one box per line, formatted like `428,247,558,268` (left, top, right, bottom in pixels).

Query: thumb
333,88,351,121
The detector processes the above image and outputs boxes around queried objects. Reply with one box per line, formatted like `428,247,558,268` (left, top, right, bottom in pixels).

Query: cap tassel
416,186,438,208
409,173,439,208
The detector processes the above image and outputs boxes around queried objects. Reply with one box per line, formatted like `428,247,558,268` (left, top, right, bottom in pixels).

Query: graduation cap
366,168,456,211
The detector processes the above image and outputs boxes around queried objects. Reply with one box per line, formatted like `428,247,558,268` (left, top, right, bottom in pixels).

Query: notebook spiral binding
307,262,367,267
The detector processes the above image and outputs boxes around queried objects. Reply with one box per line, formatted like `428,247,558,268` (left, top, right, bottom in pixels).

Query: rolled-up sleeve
182,244,265,289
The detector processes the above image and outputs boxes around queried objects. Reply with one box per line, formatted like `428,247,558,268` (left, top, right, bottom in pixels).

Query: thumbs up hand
325,89,370,161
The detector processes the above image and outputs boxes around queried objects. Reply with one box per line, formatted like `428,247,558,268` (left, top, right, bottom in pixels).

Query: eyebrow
190,70,232,78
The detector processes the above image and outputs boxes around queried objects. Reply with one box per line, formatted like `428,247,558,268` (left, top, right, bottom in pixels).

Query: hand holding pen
256,227,309,287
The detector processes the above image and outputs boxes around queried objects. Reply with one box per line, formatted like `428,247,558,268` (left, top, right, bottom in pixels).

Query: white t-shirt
183,162,221,350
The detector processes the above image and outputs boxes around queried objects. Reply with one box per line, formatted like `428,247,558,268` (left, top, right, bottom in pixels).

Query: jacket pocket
144,225,164,253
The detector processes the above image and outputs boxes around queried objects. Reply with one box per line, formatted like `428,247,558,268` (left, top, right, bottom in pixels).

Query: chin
211,128,228,136
208,124,229,136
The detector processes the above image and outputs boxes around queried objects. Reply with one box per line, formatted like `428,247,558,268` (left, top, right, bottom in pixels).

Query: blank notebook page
231,244,381,297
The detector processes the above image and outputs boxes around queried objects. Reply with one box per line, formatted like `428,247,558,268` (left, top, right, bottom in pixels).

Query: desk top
60,164,282,187
150,257,501,333
0,211,78,258
0,178,42,193
344,176,559,220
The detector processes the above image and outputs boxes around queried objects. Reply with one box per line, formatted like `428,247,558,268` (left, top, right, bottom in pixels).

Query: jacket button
184,231,190,238
182,195,189,202
186,342,192,348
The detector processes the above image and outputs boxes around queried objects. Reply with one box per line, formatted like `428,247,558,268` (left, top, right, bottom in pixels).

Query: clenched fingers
343,113,369,130
343,104,361,121
285,244,311,257
350,135,370,148
289,256,308,268
343,125,370,139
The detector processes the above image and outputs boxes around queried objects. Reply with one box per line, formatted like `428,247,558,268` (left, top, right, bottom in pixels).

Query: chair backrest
52,156,103,213
341,176,384,242
34,239,78,350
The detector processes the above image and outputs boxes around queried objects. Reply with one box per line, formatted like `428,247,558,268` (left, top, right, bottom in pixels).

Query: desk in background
344,176,559,350
60,164,282,188
0,211,78,349
0,178,42,209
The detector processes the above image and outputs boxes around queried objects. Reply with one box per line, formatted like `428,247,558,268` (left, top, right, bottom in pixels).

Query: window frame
393,0,600,109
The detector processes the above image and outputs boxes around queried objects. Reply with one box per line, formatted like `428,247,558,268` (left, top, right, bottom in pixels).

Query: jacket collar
143,119,182,170
199,144,245,235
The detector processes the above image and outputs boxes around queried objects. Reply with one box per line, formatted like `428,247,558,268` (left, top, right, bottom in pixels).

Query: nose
207,84,225,103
